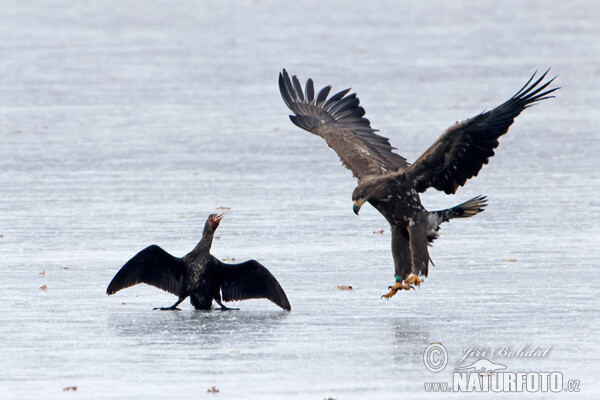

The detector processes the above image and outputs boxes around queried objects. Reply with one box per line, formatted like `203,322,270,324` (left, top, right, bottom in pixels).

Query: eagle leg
404,274,424,287
381,281,413,299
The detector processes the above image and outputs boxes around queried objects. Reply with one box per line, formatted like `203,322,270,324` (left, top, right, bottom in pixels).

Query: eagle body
367,176,423,225
367,177,431,279
279,69,557,297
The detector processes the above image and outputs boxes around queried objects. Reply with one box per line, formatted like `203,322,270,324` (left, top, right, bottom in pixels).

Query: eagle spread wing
404,70,559,194
106,245,186,296
279,69,409,182
217,260,291,311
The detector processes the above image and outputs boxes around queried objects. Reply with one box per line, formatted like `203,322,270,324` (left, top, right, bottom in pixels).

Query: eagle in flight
279,69,557,298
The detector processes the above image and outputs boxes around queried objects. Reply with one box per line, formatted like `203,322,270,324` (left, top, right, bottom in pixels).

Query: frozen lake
1,0,599,398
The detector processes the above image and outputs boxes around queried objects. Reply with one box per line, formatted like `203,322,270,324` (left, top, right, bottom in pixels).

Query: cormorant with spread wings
279,69,557,298
107,214,291,310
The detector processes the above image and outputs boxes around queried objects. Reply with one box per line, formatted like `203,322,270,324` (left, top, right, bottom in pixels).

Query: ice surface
0,0,599,398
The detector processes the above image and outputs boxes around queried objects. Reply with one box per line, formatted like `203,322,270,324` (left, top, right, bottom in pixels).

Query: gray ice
0,0,598,398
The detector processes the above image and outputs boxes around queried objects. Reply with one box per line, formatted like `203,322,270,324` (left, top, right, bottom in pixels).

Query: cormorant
279,69,558,299
107,214,291,310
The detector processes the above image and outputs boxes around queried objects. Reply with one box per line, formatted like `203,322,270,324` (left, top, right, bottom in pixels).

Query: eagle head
352,186,369,215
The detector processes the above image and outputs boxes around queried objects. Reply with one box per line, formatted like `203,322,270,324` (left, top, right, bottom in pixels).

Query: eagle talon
404,274,424,287
382,288,398,300
382,281,412,299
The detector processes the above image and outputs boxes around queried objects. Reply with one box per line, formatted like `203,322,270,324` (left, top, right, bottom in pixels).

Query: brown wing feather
279,69,409,181
217,260,291,311
106,245,186,296
404,70,559,194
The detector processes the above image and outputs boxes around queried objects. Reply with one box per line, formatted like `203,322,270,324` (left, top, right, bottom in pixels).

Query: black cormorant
107,214,291,310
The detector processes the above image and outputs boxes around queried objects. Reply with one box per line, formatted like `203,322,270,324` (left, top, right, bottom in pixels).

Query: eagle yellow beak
353,199,366,215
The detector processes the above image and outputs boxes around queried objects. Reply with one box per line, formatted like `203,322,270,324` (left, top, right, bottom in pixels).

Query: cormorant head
206,213,224,230
352,186,368,215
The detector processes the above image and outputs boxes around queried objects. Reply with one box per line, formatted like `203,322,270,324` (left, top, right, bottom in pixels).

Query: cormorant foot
153,306,181,311
404,274,424,287
381,281,412,299
219,306,240,311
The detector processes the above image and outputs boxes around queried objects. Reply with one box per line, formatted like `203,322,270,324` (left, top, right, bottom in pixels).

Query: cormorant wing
217,260,291,310
404,70,559,194
106,245,186,296
279,69,410,182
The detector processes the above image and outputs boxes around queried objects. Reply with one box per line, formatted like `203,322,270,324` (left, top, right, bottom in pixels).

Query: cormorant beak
353,199,365,215
213,214,224,224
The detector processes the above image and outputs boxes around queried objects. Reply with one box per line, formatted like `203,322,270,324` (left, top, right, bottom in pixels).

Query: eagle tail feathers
435,195,488,222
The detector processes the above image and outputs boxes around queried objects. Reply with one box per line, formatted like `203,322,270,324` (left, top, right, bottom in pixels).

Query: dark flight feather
315,85,332,107
405,69,559,194
218,260,291,311
106,245,186,296
305,78,315,103
292,75,304,102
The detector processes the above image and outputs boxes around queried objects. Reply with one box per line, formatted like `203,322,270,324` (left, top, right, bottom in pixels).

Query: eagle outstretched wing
106,245,186,296
404,70,559,194
279,69,409,182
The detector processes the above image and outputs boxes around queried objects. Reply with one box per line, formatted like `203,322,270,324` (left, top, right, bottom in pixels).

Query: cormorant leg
404,274,424,287
153,297,186,311
381,281,412,299
214,298,239,311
